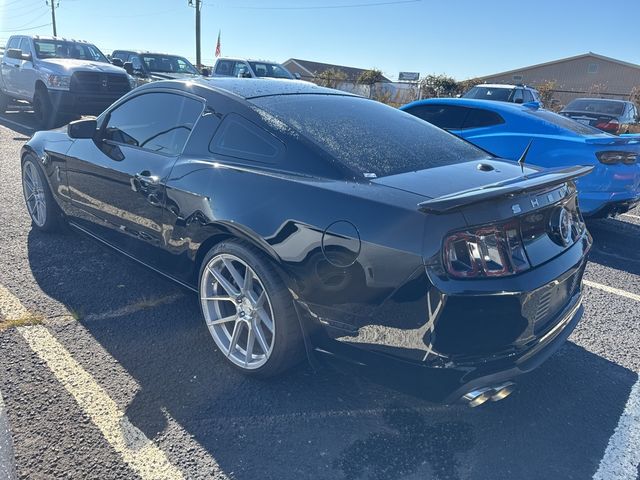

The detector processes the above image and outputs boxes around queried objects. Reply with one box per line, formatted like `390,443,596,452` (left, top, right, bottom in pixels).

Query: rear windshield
526,109,608,136
250,95,490,178
564,99,625,115
463,86,513,101
34,40,108,63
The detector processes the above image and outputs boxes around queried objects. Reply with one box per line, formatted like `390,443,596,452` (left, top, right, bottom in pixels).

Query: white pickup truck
0,35,134,129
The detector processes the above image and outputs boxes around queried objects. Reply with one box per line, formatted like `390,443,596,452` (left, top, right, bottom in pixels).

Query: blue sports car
401,98,640,217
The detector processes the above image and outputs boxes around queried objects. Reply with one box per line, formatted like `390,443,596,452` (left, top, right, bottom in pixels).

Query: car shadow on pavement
26,229,638,480
587,217,640,275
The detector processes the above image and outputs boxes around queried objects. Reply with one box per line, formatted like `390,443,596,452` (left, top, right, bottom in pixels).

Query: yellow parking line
19,325,184,480
0,285,184,480
583,280,640,303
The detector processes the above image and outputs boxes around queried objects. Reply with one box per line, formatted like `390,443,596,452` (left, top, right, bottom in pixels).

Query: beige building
478,52,640,107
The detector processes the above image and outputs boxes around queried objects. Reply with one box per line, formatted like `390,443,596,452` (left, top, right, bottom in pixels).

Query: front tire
21,155,63,232
198,239,304,378
33,88,57,130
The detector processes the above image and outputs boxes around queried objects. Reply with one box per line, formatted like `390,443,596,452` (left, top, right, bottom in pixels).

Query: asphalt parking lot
0,109,639,480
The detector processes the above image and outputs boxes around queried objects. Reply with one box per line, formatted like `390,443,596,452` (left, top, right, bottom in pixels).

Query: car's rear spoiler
417,165,593,214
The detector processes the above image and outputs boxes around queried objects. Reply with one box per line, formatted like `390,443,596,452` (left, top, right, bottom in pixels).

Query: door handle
134,171,160,185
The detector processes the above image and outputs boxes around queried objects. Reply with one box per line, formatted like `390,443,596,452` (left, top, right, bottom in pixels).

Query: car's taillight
596,151,638,165
444,220,530,278
595,119,620,133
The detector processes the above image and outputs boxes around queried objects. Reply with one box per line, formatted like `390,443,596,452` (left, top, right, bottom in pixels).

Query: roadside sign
398,72,420,82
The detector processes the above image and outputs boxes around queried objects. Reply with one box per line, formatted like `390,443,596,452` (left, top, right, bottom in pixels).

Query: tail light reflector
596,151,638,165
595,120,620,133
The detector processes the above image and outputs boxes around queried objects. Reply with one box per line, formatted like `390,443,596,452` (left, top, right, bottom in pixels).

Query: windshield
526,109,610,136
251,95,490,178
564,99,625,115
463,86,513,101
33,40,109,62
248,62,293,79
141,54,199,74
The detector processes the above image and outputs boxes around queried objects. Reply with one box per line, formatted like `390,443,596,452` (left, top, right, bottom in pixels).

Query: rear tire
198,239,305,378
0,91,8,114
21,154,63,232
33,88,57,130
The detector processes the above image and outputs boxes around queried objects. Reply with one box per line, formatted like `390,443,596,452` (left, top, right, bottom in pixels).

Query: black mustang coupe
21,78,592,406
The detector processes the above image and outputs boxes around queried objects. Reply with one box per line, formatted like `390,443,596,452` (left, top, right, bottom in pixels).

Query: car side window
210,113,284,163
7,37,20,50
233,62,250,77
523,90,534,103
113,52,129,61
19,38,31,54
462,109,505,129
513,89,524,104
103,92,204,156
404,104,469,130
215,60,234,76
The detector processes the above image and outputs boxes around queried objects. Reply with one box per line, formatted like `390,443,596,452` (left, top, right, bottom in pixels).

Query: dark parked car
111,50,204,83
21,78,592,406
560,98,640,134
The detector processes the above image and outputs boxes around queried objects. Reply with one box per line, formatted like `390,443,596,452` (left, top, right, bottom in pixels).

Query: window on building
588,63,598,73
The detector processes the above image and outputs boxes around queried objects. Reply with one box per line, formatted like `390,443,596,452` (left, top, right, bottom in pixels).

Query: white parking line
583,280,640,303
0,390,17,480
584,279,640,480
593,378,640,480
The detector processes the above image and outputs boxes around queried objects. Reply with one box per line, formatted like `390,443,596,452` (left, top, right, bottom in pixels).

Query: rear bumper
48,89,127,116
579,190,640,217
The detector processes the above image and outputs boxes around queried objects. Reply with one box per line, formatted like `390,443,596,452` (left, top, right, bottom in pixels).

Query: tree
315,68,347,89
357,69,385,85
420,74,459,98
536,80,558,109
456,77,482,96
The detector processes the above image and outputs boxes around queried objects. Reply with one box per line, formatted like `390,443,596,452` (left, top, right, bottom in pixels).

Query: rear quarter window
462,109,505,129
209,113,285,164
404,104,468,129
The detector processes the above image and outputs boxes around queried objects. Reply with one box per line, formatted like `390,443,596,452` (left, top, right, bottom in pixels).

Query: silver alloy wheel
200,253,276,369
22,160,47,228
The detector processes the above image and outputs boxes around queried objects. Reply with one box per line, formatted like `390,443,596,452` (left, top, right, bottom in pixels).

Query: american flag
215,30,221,57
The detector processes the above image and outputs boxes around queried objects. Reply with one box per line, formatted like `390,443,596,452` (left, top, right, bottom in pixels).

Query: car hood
38,58,127,75
149,72,201,81
371,159,540,199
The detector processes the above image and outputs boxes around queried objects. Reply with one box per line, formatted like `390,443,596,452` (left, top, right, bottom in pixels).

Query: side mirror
111,58,124,68
123,61,134,75
5,48,23,60
514,98,524,104
293,72,301,80
241,71,252,78
201,67,210,77
68,118,98,139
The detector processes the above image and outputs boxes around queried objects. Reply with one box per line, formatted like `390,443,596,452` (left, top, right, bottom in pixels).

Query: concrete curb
0,390,17,480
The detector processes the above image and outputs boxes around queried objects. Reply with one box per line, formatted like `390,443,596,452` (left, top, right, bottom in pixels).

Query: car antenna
518,139,534,175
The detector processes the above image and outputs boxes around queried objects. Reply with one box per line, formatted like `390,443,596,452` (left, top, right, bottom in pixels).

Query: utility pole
188,0,202,69
47,1,58,37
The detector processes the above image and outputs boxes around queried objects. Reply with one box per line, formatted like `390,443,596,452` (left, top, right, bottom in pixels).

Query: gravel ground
0,112,639,480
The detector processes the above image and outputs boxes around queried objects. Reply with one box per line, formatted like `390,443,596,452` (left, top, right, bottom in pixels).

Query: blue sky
2,0,640,81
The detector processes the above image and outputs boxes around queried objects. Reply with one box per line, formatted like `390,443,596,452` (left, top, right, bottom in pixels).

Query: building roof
478,52,640,80
283,58,391,82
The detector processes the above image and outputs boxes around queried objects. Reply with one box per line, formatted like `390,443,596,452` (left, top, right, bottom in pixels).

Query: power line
0,23,52,33
207,0,422,10
5,10,49,31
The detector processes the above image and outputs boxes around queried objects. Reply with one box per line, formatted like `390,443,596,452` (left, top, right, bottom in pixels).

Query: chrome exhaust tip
490,382,516,402
462,388,492,407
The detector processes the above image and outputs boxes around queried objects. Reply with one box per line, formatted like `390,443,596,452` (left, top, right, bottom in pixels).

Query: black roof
193,77,355,99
